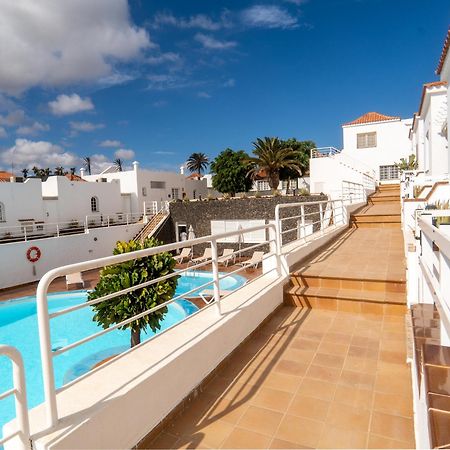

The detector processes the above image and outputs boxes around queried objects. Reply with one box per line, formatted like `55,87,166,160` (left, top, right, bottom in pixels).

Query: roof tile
343,112,400,127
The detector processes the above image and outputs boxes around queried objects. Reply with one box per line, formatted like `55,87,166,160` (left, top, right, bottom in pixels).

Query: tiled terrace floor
294,227,405,282
140,306,414,449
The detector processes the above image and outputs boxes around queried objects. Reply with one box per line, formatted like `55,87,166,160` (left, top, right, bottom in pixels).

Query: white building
310,112,412,196
83,161,207,214
409,82,448,177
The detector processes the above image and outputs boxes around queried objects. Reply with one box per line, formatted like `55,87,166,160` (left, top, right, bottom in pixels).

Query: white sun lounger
237,251,264,269
174,247,192,263
189,247,212,265
66,272,85,289
218,248,236,267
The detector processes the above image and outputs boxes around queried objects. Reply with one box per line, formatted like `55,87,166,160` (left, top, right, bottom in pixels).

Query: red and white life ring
26,246,41,263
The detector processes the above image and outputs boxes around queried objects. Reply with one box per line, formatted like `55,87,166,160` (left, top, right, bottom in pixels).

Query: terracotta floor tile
249,387,293,413
339,370,376,390
263,371,303,393
367,433,414,449
237,405,283,437
193,419,234,448
297,377,337,401
318,425,368,449
318,341,349,357
274,358,309,377
343,356,378,374
290,338,320,352
143,432,180,449
287,394,330,421
333,385,374,409
373,392,413,418
221,427,272,449
269,437,310,449
205,397,249,425
326,402,371,433
275,415,324,448
370,411,414,443
312,352,345,369
305,364,341,383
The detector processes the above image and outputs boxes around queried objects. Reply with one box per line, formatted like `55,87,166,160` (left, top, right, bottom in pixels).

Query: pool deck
0,260,262,302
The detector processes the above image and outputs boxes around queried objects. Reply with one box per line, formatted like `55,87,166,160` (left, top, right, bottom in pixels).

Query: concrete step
284,285,406,314
351,221,401,229
289,272,406,293
351,214,401,223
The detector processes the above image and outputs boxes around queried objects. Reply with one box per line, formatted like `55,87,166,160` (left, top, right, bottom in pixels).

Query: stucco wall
0,223,142,289
164,195,326,256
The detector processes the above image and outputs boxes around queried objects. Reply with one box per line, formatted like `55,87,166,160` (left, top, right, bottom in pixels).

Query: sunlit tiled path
140,307,414,449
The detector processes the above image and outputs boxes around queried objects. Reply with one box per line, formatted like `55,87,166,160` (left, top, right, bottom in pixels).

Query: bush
88,238,178,347
297,188,310,196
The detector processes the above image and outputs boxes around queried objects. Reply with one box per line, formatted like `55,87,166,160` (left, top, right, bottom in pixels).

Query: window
171,188,179,200
150,181,166,189
256,180,270,191
0,202,5,222
282,179,298,190
379,165,399,180
357,132,377,149
142,187,147,197
90,196,99,212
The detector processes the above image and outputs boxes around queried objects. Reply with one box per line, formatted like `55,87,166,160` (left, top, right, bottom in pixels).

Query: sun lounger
189,247,212,265
66,272,85,289
174,247,191,263
237,251,264,269
218,248,235,267
185,289,234,305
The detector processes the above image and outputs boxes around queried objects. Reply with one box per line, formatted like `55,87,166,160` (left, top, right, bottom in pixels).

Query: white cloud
0,110,26,127
90,153,113,173
16,121,50,136
0,127,7,138
146,74,203,91
240,5,298,29
99,139,122,148
197,91,211,99
195,33,237,50
114,148,135,160
152,12,230,31
284,0,308,4
70,121,104,132
223,78,236,88
0,139,79,168
49,94,94,116
146,52,182,66
0,0,151,95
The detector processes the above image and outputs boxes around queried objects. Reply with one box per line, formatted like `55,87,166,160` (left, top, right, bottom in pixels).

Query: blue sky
0,0,448,174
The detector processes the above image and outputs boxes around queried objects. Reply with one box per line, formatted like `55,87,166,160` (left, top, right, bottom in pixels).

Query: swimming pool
0,271,246,435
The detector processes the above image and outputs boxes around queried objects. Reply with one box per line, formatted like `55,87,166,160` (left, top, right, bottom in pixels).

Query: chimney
132,161,140,172
180,165,185,175
80,168,85,177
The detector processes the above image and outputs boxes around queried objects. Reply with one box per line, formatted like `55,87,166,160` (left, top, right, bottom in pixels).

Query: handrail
0,345,30,450
36,222,277,428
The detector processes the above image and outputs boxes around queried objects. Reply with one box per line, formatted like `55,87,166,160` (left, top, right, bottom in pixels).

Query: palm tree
83,156,92,175
21,168,28,178
54,166,65,176
186,153,209,179
114,158,123,172
247,137,302,190
70,167,76,176
32,166,41,177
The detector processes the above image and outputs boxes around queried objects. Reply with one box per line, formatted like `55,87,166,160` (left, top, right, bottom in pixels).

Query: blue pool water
0,271,246,435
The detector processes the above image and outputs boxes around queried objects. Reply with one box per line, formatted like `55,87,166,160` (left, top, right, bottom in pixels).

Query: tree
114,158,123,172
246,137,302,190
279,139,315,190
54,166,65,176
32,166,42,177
210,149,253,196
83,156,92,175
70,167,76,176
186,152,209,179
88,238,178,348
396,154,418,171
21,168,28,178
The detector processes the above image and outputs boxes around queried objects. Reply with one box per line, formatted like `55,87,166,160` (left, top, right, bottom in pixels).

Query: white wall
439,55,450,177
0,224,142,289
342,118,413,177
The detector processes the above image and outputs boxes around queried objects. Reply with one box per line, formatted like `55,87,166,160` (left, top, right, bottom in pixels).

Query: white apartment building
83,161,207,214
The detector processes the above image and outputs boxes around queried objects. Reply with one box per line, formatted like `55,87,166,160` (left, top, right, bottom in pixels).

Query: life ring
27,246,41,263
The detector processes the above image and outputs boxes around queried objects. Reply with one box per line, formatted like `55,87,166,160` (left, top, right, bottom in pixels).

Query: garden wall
158,195,327,256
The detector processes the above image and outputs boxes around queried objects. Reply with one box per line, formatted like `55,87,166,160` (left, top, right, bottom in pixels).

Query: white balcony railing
0,345,30,450
0,212,145,244
2,199,353,444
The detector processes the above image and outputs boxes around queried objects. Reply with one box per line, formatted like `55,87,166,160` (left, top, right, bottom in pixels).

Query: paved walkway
140,307,414,449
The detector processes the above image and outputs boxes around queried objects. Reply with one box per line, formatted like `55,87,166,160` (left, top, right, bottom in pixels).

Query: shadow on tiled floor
139,306,414,449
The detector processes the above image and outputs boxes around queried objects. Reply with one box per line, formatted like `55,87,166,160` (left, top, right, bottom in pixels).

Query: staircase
133,210,169,243
284,183,407,315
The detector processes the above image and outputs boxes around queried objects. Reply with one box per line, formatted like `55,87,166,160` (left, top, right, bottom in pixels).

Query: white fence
0,212,144,244
3,199,352,443
0,346,30,450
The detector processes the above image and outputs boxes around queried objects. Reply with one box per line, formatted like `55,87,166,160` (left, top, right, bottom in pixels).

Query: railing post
300,204,305,239
210,238,222,315
56,224,60,237
107,216,110,227
274,205,282,255
23,227,27,242
36,279,58,428
319,203,324,233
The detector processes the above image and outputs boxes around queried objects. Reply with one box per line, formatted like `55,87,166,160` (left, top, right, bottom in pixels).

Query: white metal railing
0,212,145,244
0,345,30,450
274,199,347,250
416,215,450,343
310,147,342,158
341,181,367,204
35,223,278,428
